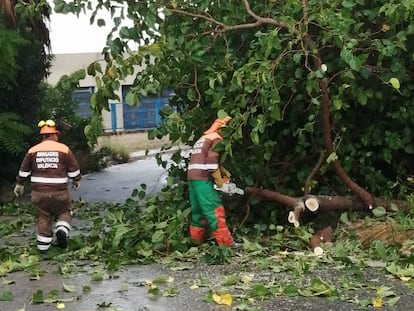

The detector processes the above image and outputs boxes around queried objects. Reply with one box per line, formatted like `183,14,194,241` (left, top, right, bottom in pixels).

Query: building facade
47,53,173,132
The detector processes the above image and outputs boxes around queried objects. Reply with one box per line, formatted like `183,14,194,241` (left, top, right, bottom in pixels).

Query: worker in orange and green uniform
14,119,81,252
187,116,235,247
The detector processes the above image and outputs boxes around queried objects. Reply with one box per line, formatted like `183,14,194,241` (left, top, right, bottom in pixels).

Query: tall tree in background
54,1,414,222
0,0,52,185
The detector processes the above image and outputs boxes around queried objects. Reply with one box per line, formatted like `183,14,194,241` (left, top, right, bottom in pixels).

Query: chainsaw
214,182,244,195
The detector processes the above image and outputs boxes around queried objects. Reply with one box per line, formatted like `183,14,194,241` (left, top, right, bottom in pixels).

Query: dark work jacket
16,138,81,192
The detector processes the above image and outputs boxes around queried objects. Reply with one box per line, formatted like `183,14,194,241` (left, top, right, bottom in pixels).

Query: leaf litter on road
1,198,414,310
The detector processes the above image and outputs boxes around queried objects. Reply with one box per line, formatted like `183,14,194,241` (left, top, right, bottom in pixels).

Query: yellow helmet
38,120,59,135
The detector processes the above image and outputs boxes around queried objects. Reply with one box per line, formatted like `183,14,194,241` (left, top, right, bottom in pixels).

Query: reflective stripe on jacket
16,139,81,192
187,132,222,181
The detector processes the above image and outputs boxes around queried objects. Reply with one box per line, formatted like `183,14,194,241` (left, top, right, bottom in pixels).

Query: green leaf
63,283,77,293
148,285,160,296
222,274,241,286
339,212,350,224
388,78,400,89
283,284,299,297
89,269,108,282
404,145,414,154
302,277,336,297
326,152,338,163
349,57,362,71
31,289,44,304
357,92,368,105
82,285,91,293
94,62,103,74
0,291,13,301
388,296,400,306
151,230,165,243
125,91,138,106
209,78,215,90
217,109,229,119
251,283,272,298
250,131,260,145
97,18,106,27
153,275,169,284
187,88,196,101
270,105,281,121
112,225,133,247
390,203,398,212
372,206,386,218
342,0,355,8
333,98,343,110
163,286,178,297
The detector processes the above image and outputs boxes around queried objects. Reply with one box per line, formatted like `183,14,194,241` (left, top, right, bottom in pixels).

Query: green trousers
188,180,234,246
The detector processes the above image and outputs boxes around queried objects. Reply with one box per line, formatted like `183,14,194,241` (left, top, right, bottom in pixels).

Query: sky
48,9,113,54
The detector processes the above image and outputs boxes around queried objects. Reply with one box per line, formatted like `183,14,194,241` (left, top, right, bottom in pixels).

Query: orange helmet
38,120,59,135
203,116,232,135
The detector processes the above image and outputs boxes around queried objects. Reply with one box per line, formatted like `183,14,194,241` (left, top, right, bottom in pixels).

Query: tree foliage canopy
55,0,414,210
0,2,52,184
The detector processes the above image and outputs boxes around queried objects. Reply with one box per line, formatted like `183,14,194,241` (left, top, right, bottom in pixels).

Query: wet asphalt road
69,152,169,204
3,256,414,311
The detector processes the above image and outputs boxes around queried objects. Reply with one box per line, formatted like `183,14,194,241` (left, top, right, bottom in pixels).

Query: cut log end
310,226,334,255
288,211,295,223
288,207,302,227
305,197,319,212
288,211,300,227
313,246,324,255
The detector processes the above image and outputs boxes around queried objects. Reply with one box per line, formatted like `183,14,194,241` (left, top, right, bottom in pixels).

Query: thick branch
245,187,297,208
310,226,334,255
241,0,281,28
319,80,374,207
168,0,286,33
245,187,410,212
0,0,17,26
300,0,374,207
304,151,326,195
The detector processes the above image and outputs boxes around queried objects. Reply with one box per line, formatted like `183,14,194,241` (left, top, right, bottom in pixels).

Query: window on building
72,87,94,118
122,86,173,130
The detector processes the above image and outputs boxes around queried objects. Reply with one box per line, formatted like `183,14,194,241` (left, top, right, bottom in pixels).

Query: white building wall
46,53,174,151
47,52,138,132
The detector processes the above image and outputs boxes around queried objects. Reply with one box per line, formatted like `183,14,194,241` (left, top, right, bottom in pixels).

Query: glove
72,180,80,190
220,166,231,183
220,166,231,178
14,184,24,197
211,169,224,187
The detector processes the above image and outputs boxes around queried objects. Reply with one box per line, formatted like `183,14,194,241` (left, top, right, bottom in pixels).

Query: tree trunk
245,187,410,212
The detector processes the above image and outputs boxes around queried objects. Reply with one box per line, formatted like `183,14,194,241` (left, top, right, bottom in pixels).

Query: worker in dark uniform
14,119,81,251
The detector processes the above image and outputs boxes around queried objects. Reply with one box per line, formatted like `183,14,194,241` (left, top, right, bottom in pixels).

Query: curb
129,145,191,162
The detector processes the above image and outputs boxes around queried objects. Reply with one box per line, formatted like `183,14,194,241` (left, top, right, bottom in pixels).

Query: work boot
56,230,68,249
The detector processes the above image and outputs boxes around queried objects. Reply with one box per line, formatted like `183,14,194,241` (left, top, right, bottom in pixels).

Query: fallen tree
245,186,410,226
54,1,414,234
243,186,411,253
245,187,410,212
